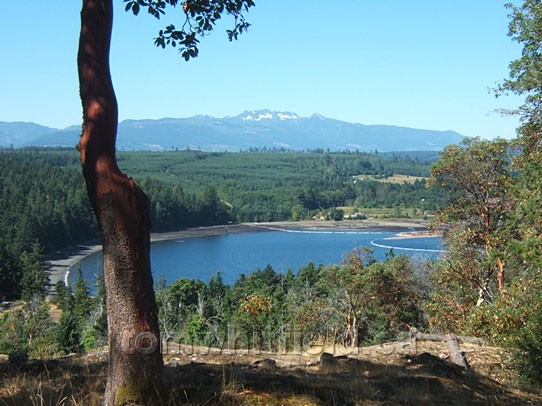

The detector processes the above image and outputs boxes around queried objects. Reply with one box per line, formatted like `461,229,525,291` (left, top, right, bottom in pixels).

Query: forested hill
0,148,446,300
117,149,446,222
0,110,464,152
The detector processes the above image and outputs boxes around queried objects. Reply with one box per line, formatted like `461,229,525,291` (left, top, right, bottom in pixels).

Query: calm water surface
71,229,443,288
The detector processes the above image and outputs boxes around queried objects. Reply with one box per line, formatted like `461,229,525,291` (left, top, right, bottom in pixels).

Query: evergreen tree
0,243,21,301
52,280,73,310
80,270,108,351
20,242,49,302
73,267,93,325
54,310,82,354
21,298,54,358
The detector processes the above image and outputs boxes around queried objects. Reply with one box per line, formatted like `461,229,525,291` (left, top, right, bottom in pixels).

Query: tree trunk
446,333,469,369
77,1,164,404
496,257,505,292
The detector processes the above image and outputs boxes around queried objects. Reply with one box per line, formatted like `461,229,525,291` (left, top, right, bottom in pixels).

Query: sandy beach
46,219,431,288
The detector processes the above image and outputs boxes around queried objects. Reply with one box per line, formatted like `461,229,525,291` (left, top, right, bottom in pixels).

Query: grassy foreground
1,340,540,405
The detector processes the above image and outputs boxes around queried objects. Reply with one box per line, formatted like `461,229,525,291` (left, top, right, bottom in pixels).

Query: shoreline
46,219,431,288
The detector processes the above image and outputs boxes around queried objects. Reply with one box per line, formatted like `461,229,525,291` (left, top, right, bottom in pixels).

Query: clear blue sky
0,1,524,139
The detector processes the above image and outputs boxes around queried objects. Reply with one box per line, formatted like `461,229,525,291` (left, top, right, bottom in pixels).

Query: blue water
71,229,444,288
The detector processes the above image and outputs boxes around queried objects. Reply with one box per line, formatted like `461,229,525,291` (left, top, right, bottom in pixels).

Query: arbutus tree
77,1,254,404
428,138,514,306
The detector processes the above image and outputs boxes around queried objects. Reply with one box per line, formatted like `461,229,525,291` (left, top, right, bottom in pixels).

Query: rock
250,358,277,371
8,352,28,370
319,352,338,372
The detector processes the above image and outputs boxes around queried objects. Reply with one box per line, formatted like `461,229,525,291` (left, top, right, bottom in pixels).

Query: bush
512,297,542,388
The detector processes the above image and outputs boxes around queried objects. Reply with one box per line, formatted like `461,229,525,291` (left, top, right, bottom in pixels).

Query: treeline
151,252,425,352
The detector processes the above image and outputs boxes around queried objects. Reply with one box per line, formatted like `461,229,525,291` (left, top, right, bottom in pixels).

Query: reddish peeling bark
77,1,164,404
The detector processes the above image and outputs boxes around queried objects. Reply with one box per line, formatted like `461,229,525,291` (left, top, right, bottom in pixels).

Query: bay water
71,229,443,289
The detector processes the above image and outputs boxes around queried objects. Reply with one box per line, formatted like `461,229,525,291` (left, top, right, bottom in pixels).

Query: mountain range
0,110,465,152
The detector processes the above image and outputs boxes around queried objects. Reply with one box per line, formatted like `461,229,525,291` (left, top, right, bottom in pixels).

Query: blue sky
0,1,523,139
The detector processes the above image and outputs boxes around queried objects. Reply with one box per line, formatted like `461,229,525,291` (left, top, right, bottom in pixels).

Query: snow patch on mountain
243,112,273,121
241,110,299,121
277,112,299,120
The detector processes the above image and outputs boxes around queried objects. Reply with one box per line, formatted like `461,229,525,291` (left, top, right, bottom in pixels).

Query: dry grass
1,342,540,405
0,357,106,405
356,174,428,184
336,206,427,220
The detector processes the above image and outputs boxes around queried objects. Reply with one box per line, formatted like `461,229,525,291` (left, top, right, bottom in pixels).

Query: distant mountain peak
240,110,299,122
1,110,466,152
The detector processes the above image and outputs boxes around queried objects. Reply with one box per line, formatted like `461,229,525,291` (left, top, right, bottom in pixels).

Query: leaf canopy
123,0,255,60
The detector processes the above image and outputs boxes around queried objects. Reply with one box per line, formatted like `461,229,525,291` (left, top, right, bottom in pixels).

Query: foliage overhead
123,0,255,60
497,1,542,123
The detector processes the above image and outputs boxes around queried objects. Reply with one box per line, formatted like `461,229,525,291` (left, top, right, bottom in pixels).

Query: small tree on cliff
77,1,253,404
